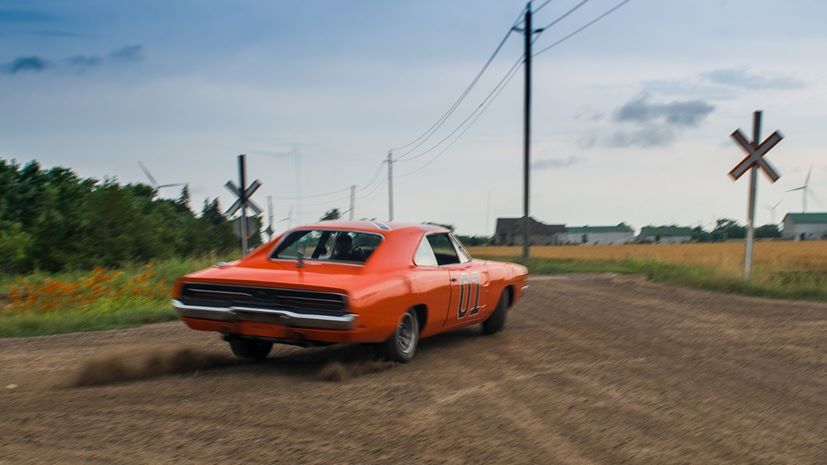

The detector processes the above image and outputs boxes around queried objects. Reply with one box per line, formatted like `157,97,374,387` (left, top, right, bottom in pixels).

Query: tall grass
0,256,225,337
470,241,827,274
484,256,827,302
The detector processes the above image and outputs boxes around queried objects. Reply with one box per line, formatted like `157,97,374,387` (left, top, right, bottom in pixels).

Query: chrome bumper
172,299,355,330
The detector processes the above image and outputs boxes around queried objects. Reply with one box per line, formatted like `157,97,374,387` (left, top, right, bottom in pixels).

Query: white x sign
729,129,783,182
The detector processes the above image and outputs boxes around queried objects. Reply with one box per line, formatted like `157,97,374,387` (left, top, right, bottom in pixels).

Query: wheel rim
397,313,416,355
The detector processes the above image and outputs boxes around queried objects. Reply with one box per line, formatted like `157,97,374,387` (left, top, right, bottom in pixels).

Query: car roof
291,220,450,235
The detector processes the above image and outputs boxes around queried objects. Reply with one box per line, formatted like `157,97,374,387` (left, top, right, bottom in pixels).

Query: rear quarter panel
478,260,528,310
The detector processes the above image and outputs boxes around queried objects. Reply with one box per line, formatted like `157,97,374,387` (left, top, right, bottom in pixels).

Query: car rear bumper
171,299,355,330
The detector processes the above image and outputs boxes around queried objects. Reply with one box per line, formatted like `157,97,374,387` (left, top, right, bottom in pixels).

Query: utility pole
349,184,356,220
744,111,761,280
521,2,533,259
239,154,248,254
387,150,394,221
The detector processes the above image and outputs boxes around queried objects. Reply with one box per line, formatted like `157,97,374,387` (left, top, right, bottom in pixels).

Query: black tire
482,289,509,335
381,309,420,363
228,337,273,361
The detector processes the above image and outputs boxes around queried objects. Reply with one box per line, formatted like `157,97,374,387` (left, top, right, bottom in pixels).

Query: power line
396,53,525,164
396,23,553,168
397,8,569,166
357,162,385,193
269,159,383,201
299,191,353,208
357,174,387,203
291,165,386,211
537,0,589,31
534,0,632,57
398,57,525,179
533,0,553,15
271,185,351,201
392,5,526,160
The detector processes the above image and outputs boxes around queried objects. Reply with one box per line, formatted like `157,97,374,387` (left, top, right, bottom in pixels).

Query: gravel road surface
1,275,825,464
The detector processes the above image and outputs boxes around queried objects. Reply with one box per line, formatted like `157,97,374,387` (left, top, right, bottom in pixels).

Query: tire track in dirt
1,275,825,464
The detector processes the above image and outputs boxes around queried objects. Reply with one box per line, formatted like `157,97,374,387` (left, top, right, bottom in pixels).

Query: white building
562,224,635,245
782,213,827,240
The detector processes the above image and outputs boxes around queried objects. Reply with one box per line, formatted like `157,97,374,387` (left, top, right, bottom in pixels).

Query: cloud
608,126,676,148
0,9,52,22
2,45,144,75
532,155,584,170
110,45,143,62
604,93,715,148
703,68,804,90
66,55,102,70
2,56,51,74
615,93,714,127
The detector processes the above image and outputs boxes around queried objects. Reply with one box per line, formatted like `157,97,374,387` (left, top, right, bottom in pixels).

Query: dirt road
1,275,825,464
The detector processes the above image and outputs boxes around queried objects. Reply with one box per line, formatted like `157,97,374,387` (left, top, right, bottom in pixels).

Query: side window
426,233,460,266
414,237,438,267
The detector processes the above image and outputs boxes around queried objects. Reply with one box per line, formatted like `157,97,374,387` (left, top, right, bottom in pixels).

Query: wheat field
468,241,827,273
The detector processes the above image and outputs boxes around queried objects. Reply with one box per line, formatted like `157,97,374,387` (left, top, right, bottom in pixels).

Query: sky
1,0,826,235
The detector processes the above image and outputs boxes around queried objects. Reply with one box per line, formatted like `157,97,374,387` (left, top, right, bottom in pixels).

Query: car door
424,233,487,328
408,234,453,336
453,235,492,327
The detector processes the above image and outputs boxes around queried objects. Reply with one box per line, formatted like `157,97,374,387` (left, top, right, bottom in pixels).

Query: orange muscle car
173,221,527,362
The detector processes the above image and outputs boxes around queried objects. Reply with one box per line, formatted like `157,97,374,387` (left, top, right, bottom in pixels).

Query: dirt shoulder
1,275,825,464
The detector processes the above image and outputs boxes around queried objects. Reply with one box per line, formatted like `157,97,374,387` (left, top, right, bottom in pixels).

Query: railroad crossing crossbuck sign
728,110,783,281
729,128,783,182
225,154,262,253
225,178,262,217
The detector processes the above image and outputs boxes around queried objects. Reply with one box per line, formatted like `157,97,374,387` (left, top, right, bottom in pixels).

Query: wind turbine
764,199,782,224
138,162,188,193
786,166,820,212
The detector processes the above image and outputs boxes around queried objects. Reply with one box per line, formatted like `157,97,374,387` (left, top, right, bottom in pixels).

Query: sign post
225,154,263,255
728,110,783,280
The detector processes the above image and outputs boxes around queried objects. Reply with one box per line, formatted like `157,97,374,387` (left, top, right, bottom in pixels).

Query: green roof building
638,226,694,244
782,212,827,240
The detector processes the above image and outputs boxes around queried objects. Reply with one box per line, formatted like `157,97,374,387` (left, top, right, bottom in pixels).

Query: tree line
0,159,260,273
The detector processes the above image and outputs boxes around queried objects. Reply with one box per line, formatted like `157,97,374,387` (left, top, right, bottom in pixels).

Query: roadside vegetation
0,159,256,274
473,253,827,302
0,158,250,337
469,241,827,274
0,257,223,337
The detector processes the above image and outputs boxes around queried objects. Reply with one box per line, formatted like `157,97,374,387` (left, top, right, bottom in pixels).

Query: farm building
494,217,566,245
562,224,634,244
782,213,827,240
638,226,693,244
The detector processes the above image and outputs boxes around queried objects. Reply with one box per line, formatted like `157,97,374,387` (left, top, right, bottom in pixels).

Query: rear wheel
381,309,419,363
228,337,273,361
482,289,509,335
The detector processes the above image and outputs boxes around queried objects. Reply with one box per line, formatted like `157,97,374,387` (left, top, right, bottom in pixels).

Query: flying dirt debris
70,346,236,387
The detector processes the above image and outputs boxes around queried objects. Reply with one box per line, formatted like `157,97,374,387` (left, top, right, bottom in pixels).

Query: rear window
271,230,382,264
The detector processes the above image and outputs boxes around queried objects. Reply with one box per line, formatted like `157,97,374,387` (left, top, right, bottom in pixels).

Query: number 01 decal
457,272,481,319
